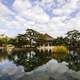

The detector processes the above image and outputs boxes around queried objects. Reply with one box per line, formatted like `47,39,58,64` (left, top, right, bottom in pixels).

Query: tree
0,37,9,46
24,29,37,47
65,30,80,71
65,30,80,52
9,29,46,47
24,29,46,47
53,37,65,46
9,34,29,47
16,34,29,47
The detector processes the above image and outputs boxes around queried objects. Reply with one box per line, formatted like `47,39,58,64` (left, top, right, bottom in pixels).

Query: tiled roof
44,33,54,41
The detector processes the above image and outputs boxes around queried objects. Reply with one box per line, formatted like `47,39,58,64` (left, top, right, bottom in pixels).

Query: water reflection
8,50,52,72
65,51,80,71
0,53,8,62
0,59,24,80
0,50,80,72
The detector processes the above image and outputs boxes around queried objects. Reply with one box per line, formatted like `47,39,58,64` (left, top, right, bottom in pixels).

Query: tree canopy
9,29,46,47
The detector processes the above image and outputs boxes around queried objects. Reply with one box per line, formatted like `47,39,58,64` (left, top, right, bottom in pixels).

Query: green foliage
67,30,80,40
65,30,80,47
53,46,68,61
24,29,46,47
53,37,65,46
9,29,46,47
0,29,80,72
0,37,9,46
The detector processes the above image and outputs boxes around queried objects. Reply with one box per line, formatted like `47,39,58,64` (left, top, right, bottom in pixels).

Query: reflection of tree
65,53,80,71
8,49,80,71
8,50,51,72
0,52,8,62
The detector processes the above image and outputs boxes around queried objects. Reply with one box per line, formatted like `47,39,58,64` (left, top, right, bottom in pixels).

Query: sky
0,0,80,37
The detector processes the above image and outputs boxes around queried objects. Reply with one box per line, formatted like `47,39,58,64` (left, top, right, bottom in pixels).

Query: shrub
53,46,69,61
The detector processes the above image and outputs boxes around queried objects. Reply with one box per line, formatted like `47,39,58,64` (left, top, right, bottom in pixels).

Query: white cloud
0,2,26,36
52,0,79,16
0,29,6,34
13,0,49,23
13,0,31,11
0,0,80,37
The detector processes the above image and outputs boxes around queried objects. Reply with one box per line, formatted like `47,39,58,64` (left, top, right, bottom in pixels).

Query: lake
0,50,80,80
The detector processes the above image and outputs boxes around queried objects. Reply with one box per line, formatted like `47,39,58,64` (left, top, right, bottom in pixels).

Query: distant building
37,33,54,46
43,33,54,46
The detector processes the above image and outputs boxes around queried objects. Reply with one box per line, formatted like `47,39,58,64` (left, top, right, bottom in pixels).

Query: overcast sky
0,0,80,37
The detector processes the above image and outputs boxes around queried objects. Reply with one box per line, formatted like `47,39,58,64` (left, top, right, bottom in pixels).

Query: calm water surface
0,50,80,80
